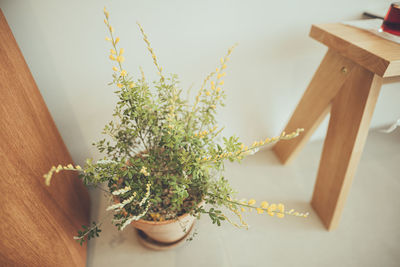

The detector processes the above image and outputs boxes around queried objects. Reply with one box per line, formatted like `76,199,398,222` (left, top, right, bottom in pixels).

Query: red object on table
381,2,400,36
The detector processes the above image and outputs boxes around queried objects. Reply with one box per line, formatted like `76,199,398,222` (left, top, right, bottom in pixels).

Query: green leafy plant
74,222,102,246
44,7,307,245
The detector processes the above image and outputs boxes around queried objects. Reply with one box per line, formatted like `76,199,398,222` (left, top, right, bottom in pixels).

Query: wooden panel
273,49,355,164
0,9,90,266
310,23,400,77
311,64,382,230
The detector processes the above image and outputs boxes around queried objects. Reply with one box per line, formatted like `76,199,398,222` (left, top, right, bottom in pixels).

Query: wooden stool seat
273,22,400,230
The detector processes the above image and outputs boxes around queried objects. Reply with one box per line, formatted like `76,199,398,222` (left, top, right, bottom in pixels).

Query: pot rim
133,200,204,226
134,210,195,225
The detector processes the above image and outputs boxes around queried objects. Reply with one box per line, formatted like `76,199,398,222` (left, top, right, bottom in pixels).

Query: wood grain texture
310,23,400,77
273,22,399,230
273,49,355,164
311,65,382,230
0,9,90,266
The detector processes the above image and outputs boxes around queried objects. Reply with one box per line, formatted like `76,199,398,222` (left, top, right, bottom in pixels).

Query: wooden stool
273,23,400,230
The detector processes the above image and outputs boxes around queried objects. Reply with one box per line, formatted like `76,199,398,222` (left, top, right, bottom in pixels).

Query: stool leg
273,49,355,164
311,65,382,230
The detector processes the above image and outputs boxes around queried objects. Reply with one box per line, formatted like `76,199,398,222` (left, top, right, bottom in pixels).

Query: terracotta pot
131,212,196,244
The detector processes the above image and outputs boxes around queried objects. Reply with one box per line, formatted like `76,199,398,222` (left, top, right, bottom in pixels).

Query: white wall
1,0,399,165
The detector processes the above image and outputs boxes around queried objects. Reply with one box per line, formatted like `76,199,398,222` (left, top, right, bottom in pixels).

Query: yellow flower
220,58,224,64
119,48,125,55
222,72,226,76
112,66,118,71
117,83,123,88
211,81,216,90
222,64,227,70
116,56,125,63
120,70,127,76
260,201,269,209
248,199,256,205
276,213,285,218
103,7,109,19
216,68,219,72
268,204,277,212
104,19,108,24
110,49,116,55
105,36,111,41
256,208,264,214
241,207,246,212
278,203,285,212
109,26,114,33
205,91,211,96
217,73,222,79
115,37,120,44
267,212,274,217
219,80,224,85
140,166,150,176
216,87,221,92
109,55,116,61
129,82,136,88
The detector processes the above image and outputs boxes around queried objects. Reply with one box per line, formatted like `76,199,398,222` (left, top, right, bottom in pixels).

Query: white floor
87,129,400,267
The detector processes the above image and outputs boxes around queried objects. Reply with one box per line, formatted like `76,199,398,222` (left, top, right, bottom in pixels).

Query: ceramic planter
131,212,196,250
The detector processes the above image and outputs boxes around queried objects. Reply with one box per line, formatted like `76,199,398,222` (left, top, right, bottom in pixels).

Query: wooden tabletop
310,23,400,78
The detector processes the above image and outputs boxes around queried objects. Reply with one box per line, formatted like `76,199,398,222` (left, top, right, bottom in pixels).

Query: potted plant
44,7,307,249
